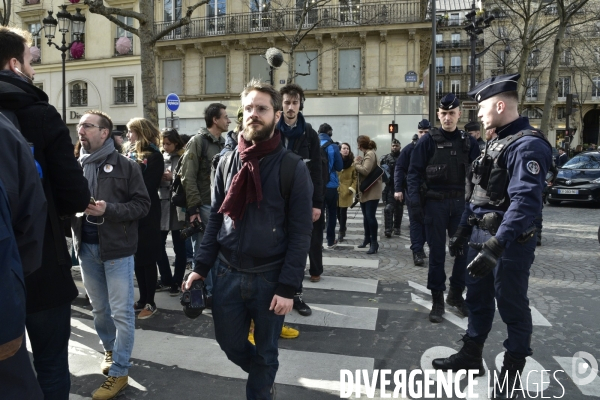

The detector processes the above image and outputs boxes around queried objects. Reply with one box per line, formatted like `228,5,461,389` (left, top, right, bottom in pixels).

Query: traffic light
389,124,398,134
566,94,573,116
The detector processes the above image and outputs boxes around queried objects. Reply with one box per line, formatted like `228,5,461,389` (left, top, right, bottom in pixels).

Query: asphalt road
60,201,600,400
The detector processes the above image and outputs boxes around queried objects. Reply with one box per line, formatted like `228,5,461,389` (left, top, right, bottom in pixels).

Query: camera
180,220,205,240
180,276,208,319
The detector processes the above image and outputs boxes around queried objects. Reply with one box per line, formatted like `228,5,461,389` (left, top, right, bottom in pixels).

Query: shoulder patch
527,160,540,175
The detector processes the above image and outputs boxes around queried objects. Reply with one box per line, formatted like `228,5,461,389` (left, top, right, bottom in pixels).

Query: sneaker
156,280,170,292
100,351,112,375
280,325,299,339
325,240,337,250
293,294,312,316
133,301,144,313
138,304,158,319
169,284,180,297
310,275,321,283
92,375,128,400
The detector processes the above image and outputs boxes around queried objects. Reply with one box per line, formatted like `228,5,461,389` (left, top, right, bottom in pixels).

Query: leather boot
413,251,424,266
338,229,346,243
432,335,485,376
367,237,379,254
446,286,469,317
418,250,428,259
429,290,445,323
492,352,527,399
357,237,370,248
384,204,393,238
393,227,401,236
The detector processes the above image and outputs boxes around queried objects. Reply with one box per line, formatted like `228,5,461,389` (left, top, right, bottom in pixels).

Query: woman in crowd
336,142,357,243
354,135,382,255
125,118,164,319
156,128,187,296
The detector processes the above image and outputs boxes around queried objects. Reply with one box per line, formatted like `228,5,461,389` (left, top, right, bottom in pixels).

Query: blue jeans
26,302,72,400
157,230,187,286
192,205,216,295
360,199,380,240
79,243,135,377
324,188,338,246
465,226,536,358
424,198,467,292
211,259,284,400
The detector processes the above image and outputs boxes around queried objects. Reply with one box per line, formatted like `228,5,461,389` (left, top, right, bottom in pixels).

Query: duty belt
468,212,502,236
424,190,463,200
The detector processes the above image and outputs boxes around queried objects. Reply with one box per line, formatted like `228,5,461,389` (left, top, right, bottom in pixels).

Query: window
526,78,538,100
592,77,600,99
436,80,443,96
545,5,557,15
450,56,461,73
436,57,444,73
249,54,270,83
340,0,360,23
450,80,460,94
70,81,87,107
497,50,506,67
163,60,183,95
521,108,543,119
295,51,318,90
451,33,460,45
114,78,134,104
449,13,460,26
164,0,182,36
115,15,134,56
560,49,572,65
68,33,85,60
250,0,271,30
29,23,42,63
436,34,442,43
205,56,226,94
558,77,570,99
207,0,226,35
557,107,566,120
297,0,318,27
468,55,479,72
338,49,361,89
498,26,507,38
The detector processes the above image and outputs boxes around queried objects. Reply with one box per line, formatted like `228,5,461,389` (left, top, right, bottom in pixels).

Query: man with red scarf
184,79,313,399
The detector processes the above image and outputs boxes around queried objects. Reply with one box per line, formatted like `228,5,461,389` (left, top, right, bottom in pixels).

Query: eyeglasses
77,123,105,131
244,105,272,115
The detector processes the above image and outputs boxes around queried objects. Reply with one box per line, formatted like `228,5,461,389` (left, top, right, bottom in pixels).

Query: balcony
70,89,87,107
114,87,134,104
156,1,420,40
436,66,445,74
467,65,481,72
437,39,483,49
449,66,463,73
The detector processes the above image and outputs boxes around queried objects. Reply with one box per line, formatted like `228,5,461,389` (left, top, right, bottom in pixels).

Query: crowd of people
1,24,553,400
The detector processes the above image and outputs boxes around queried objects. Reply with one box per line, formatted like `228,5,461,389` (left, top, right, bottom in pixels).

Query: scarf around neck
277,113,305,150
218,130,282,224
342,155,354,170
79,138,115,198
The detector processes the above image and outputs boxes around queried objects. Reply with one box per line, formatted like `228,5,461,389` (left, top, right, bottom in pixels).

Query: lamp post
42,5,86,123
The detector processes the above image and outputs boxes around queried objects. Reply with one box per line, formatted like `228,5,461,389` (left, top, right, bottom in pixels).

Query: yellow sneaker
92,375,128,400
248,330,255,345
100,351,112,375
280,324,299,339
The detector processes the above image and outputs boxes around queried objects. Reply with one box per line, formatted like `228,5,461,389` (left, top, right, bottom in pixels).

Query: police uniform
380,139,403,237
395,124,429,266
407,94,480,322
465,121,486,152
432,74,553,398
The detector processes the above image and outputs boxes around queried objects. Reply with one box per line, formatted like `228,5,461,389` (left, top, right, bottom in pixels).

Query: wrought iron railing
156,1,420,40
114,87,134,104
70,89,87,107
449,65,463,73
467,65,481,72
436,66,445,74
437,39,484,49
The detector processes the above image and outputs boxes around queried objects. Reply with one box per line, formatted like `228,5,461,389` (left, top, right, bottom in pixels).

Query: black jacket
0,74,90,314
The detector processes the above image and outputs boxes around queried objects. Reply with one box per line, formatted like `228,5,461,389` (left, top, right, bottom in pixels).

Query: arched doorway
583,109,600,146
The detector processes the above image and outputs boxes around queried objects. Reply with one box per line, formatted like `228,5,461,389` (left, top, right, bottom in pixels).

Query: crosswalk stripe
553,356,600,396
303,276,379,293
284,304,379,330
308,256,379,268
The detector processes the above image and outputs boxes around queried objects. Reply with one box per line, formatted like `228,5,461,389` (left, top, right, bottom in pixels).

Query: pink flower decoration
69,0,81,3
70,41,85,59
115,36,132,55
30,46,41,62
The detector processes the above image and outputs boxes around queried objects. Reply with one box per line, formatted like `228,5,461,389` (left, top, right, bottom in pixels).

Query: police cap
438,93,460,110
418,119,431,129
464,121,480,132
467,73,520,103
391,139,400,145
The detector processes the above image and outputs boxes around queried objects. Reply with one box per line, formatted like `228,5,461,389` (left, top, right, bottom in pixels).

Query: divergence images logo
572,351,598,386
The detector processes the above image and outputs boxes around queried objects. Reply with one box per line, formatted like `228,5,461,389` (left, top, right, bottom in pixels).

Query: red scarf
218,130,282,224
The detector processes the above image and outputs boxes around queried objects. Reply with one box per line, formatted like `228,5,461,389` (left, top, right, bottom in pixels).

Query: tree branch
83,0,142,36
151,0,210,44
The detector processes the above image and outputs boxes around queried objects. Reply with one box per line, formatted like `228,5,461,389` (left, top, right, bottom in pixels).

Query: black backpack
320,140,333,189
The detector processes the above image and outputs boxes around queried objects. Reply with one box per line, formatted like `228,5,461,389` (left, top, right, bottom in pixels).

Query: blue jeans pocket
216,262,231,278
258,269,280,285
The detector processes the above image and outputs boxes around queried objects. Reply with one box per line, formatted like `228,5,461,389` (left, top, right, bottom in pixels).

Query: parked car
547,151,600,205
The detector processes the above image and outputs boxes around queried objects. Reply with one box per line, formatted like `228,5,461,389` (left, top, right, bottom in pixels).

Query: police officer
394,120,430,266
465,121,485,152
433,74,552,399
380,139,403,237
407,94,480,323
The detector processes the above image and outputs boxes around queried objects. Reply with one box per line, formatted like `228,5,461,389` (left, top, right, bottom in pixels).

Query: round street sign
166,93,180,112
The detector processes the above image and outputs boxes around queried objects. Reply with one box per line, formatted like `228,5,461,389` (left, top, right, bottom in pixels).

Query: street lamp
42,5,86,122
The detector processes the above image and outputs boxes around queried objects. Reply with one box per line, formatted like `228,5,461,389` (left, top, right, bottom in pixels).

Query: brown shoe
92,375,128,400
138,304,157,319
310,275,321,282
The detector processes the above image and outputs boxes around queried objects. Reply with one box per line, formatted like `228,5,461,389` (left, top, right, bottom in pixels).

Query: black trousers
0,335,43,399
307,213,324,279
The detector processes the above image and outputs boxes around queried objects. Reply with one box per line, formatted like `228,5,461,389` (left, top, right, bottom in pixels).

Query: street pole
469,1,476,122
61,36,67,123
429,0,437,123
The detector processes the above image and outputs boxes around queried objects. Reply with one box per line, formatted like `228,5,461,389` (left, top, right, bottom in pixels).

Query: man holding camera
72,110,150,400
184,79,313,399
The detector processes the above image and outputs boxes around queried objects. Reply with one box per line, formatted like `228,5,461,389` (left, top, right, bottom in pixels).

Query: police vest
425,128,471,188
471,129,549,209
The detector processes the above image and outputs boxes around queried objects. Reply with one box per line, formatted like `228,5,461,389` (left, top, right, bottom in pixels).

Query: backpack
171,133,214,208
320,140,333,189
380,163,390,184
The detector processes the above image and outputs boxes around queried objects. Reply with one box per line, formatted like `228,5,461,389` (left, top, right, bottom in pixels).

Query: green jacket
180,128,225,209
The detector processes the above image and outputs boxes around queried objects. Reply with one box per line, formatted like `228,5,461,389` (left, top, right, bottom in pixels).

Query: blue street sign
166,93,180,112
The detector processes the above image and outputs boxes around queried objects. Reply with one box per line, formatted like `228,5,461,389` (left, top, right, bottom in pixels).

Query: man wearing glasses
71,110,150,400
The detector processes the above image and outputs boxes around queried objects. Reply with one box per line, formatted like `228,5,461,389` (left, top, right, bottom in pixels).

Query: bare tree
83,0,209,125
1,0,12,26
